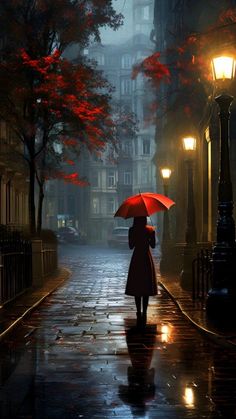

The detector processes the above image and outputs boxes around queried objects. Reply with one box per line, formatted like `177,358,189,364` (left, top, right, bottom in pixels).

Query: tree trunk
37,181,44,235
29,160,36,236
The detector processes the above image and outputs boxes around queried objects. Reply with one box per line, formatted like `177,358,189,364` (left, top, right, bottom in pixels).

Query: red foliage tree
0,0,123,234
133,6,236,137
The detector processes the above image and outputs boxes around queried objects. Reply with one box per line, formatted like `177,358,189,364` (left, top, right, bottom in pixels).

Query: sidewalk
0,267,71,342
1,261,236,350
159,273,236,348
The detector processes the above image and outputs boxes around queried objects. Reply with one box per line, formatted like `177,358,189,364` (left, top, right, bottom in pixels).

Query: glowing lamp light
184,386,195,407
161,168,172,179
182,136,196,151
212,56,235,81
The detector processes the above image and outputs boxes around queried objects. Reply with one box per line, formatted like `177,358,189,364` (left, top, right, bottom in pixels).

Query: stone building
81,1,156,243
43,0,157,243
153,0,236,248
0,120,29,228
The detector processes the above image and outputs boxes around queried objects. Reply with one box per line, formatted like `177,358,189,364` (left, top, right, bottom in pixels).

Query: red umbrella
114,192,175,219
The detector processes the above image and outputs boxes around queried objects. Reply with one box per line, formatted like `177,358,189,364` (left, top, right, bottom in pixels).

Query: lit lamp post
180,136,197,289
206,55,236,318
160,167,172,275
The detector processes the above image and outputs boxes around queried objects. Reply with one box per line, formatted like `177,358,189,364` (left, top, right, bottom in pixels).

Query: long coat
125,225,157,297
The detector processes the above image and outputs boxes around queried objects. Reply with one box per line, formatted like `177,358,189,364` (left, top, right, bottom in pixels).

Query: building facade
153,0,236,249
82,1,156,243
0,120,29,229
43,0,157,243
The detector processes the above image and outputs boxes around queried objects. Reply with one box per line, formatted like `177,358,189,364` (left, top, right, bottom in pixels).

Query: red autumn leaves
132,52,170,87
132,7,236,120
16,47,115,183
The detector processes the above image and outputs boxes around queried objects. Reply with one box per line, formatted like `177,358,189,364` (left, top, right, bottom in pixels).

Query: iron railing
0,239,32,306
192,248,212,300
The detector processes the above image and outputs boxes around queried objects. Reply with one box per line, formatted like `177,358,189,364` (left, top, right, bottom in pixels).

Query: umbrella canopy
114,192,175,219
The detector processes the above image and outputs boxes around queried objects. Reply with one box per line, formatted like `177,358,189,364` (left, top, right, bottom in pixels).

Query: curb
159,280,236,349
0,266,71,342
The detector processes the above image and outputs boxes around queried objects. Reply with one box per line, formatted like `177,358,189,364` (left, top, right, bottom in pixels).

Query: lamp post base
206,243,236,321
206,288,236,322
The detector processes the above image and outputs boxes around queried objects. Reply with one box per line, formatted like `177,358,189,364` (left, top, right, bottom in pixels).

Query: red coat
125,225,157,296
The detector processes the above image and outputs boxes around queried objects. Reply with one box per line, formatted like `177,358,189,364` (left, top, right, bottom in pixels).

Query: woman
125,216,157,326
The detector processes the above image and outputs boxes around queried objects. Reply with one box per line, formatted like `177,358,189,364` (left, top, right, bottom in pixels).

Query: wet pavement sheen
0,244,236,418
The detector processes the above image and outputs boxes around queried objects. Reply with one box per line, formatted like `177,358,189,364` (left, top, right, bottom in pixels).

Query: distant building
81,4,156,243
43,0,156,243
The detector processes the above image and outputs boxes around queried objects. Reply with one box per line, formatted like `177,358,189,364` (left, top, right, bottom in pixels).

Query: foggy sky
100,0,133,45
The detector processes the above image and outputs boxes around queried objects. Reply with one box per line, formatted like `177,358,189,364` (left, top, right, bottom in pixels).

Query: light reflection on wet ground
0,244,236,418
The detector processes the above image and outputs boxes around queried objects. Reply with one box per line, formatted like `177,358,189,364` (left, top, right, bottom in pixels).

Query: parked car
108,227,129,247
57,227,80,243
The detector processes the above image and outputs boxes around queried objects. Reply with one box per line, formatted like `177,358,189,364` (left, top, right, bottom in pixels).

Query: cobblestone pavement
1,244,236,418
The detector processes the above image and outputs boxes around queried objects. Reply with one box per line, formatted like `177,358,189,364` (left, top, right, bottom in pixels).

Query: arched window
121,78,132,95
121,54,132,69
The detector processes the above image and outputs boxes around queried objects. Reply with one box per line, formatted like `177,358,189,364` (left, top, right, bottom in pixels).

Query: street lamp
206,54,236,318
160,167,172,275
180,136,197,289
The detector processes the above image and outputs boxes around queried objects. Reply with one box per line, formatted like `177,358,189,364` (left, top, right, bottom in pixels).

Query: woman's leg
142,296,149,325
135,296,141,313
135,297,142,326
142,296,149,314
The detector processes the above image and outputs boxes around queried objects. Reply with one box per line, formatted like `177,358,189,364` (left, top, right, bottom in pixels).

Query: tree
0,0,123,234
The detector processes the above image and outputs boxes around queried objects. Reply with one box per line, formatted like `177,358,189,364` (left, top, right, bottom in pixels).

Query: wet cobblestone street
1,244,236,418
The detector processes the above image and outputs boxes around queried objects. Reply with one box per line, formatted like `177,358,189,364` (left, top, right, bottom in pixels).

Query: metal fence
0,225,58,306
192,248,212,300
0,239,32,306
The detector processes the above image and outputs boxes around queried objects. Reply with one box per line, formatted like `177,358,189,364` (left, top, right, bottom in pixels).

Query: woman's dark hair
133,216,147,228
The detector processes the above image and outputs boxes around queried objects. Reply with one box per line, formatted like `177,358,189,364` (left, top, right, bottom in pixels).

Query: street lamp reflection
161,324,170,343
184,385,194,407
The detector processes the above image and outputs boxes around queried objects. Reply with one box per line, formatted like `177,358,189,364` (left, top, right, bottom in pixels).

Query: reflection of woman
125,216,157,326
119,324,156,416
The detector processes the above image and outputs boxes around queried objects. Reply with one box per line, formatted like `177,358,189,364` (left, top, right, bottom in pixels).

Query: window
108,170,116,188
142,5,150,20
121,78,132,95
135,5,150,21
123,141,132,156
124,171,132,185
121,54,132,69
92,197,99,214
107,197,115,214
143,139,150,155
134,140,138,155
141,167,148,184
91,170,99,187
